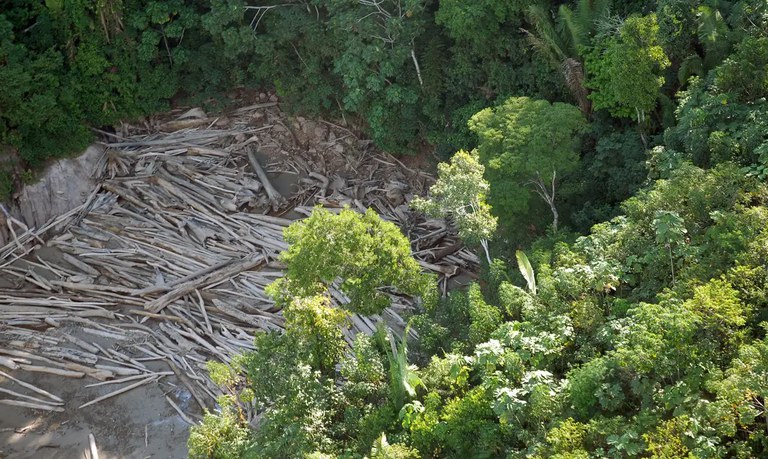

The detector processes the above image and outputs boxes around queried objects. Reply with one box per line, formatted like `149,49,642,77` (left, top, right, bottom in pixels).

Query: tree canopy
268,206,434,316
469,96,587,233
5,1,768,457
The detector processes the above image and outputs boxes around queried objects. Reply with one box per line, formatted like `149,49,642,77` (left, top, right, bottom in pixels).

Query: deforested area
2,1,768,458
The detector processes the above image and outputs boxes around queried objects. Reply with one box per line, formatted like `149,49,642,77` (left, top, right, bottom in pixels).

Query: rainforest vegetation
3,0,768,457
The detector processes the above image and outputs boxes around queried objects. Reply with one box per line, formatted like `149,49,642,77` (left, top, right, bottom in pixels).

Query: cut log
246,148,283,209
145,254,264,313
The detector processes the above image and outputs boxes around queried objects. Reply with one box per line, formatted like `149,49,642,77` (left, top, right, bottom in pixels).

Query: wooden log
18,364,85,378
60,252,100,277
165,395,195,425
166,359,210,411
60,334,100,354
85,371,173,388
0,356,19,370
0,369,63,402
94,365,141,376
78,375,157,409
49,280,141,296
145,254,264,313
89,433,100,459
0,387,64,406
246,148,283,208
0,399,65,412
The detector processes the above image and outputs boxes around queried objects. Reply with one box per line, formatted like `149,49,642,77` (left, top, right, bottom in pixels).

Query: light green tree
469,97,587,233
411,149,497,264
268,206,434,316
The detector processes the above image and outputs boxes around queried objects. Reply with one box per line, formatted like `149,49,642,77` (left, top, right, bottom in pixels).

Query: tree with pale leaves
411,149,497,264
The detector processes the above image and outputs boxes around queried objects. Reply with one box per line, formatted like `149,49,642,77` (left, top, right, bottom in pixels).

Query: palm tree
523,0,611,115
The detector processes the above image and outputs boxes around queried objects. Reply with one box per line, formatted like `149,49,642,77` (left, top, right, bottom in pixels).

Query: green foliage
283,295,349,375
515,250,537,295
585,14,671,120
411,149,497,262
643,416,696,458
666,63,768,168
469,97,587,235
572,126,648,229
172,4,768,458
369,433,420,459
523,0,611,113
188,401,253,459
653,210,687,284
467,284,502,346
382,327,424,412
411,290,472,358
715,35,768,102
269,206,434,316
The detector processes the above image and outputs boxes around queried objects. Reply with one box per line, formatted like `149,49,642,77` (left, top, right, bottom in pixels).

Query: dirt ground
0,368,190,458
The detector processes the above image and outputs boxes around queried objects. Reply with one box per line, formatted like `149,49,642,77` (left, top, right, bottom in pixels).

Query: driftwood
0,101,480,419
0,370,63,402
0,387,64,408
145,255,265,313
247,148,283,209
79,375,159,409
0,356,19,370
89,433,100,459
0,399,65,412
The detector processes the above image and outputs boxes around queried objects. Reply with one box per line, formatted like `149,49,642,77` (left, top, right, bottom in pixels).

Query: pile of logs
0,103,479,423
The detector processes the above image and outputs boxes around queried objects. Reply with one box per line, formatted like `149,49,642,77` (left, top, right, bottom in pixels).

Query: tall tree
469,97,587,234
268,206,434,316
584,14,670,125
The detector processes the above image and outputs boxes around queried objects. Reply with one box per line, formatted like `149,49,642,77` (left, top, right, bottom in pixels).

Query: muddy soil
0,368,189,458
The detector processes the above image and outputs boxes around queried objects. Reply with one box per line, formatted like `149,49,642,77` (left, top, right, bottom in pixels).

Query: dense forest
3,0,768,457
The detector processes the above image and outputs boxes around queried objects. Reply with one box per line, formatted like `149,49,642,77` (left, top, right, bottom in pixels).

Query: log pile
0,102,479,423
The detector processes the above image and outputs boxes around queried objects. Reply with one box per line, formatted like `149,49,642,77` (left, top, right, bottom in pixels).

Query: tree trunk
480,239,492,265
531,171,559,233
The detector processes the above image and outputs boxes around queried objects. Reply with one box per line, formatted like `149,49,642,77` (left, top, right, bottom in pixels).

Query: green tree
469,97,587,234
268,206,434,316
585,14,671,126
652,210,687,285
283,295,349,375
411,149,497,264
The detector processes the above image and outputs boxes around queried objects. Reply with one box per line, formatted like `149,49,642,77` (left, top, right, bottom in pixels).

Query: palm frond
562,57,591,114
525,4,567,64
516,250,537,295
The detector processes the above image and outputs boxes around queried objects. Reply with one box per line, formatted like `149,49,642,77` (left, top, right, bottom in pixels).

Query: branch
411,45,423,86
245,4,296,33
550,169,556,201
358,0,393,19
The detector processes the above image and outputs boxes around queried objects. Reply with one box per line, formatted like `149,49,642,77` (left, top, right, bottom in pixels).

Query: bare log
78,375,158,409
0,399,65,412
0,369,63,402
145,254,264,313
246,148,283,208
